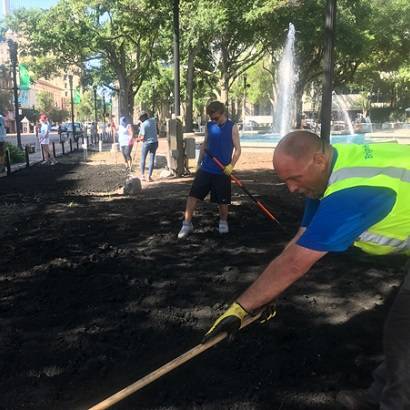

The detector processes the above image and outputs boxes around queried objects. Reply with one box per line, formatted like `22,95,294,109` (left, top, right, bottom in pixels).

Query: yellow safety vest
323,143,410,255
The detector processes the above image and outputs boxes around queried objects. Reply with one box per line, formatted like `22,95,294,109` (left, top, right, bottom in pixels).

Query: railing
4,137,81,177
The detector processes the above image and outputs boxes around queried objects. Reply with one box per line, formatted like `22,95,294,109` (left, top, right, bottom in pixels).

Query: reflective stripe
358,231,410,251
329,167,410,185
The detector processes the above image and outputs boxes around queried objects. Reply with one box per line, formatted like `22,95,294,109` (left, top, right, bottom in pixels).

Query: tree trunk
219,46,229,107
219,75,229,107
118,72,132,118
184,46,197,132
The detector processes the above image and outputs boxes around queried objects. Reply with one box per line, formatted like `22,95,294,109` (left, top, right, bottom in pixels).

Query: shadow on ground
0,153,406,409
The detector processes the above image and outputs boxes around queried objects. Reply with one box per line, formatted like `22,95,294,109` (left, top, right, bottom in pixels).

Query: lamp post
68,74,75,141
93,85,98,125
102,92,106,122
243,74,248,123
320,0,337,144
7,38,22,149
173,0,180,116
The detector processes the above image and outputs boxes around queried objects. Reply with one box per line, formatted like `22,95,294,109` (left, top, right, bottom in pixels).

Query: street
5,132,60,147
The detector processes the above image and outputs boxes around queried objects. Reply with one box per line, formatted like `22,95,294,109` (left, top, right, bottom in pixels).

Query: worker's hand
202,302,248,343
223,163,234,176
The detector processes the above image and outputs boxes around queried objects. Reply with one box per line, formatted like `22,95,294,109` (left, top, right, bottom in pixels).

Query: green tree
7,0,168,118
37,91,55,114
49,107,69,124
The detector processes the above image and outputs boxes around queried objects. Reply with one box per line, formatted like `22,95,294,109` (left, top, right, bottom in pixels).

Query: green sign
19,64,30,90
74,87,81,104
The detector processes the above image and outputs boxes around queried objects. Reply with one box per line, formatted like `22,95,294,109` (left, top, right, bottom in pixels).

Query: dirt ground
0,145,407,410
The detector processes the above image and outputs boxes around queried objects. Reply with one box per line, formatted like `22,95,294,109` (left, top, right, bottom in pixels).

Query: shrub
5,142,25,164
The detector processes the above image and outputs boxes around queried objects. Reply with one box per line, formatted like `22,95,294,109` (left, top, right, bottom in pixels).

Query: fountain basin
240,132,367,148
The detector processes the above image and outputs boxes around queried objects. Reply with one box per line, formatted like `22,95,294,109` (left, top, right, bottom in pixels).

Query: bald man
204,131,410,410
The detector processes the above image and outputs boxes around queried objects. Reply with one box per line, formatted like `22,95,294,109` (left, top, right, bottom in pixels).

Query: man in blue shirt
178,101,241,238
204,131,410,410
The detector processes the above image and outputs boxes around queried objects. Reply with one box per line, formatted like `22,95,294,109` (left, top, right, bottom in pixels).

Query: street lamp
173,0,180,116
243,73,248,123
7,38,22,149
93,85,98,125
68,74,75,141
320,0,337,144
102,91,106,122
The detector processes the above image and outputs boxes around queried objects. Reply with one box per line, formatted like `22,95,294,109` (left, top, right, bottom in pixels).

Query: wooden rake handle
88,312,261,410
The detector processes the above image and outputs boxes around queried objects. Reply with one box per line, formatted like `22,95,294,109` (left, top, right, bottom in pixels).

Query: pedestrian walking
39,114,56,165
177,101,241,238
118,116,133,172
203,131,410,410
138,111,158,182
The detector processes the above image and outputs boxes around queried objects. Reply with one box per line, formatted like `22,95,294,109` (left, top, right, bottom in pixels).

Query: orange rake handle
205,149,280,225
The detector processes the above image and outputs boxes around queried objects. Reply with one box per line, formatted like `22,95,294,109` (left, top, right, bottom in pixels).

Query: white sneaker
218,220,229,234
178,222,193,239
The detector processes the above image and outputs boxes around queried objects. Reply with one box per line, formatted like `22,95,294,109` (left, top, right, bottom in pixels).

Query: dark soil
0,152,406,410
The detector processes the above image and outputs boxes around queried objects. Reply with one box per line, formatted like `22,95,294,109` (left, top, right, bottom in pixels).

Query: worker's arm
230,124,241,168
127,124,133,138
284,227,306,250
197,125,208,169
237,243,326,312
203,243,326,341
222,124,241,175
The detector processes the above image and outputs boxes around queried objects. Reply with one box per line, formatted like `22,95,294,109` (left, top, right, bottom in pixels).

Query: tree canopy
5,0,409,124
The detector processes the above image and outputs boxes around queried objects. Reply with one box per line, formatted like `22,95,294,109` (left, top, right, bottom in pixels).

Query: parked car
59,122,84,142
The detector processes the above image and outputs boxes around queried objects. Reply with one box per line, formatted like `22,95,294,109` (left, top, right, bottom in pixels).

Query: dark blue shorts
121,145,131,161
189,169,231,204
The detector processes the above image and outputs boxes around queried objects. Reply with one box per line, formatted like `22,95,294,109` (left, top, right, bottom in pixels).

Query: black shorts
189,169,231,204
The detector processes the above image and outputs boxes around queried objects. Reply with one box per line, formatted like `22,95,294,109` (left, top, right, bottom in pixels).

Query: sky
1,0,58,17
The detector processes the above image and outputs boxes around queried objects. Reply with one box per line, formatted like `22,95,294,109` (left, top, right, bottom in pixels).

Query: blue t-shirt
297,148,397,252
201,119,234,175
140,118,158,143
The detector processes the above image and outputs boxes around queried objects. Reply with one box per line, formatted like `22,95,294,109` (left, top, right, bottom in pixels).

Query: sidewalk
1,138,88,177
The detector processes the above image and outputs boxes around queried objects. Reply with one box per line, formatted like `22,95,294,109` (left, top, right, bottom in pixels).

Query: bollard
76,139,79,150
25,145,29,168
52,142,56,158
5,149,11,176
70,138,73,152
62,141,65,155
99,140,102,152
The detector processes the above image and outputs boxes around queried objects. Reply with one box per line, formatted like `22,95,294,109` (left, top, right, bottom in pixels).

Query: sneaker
218,220,229,234
140,174,146,181
178,222,193,239
336,389,378,410
148,176,153,182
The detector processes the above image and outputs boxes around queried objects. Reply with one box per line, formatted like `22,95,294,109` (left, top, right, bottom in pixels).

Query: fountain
239,24,366,146
273,23,297,137
332,92,355,135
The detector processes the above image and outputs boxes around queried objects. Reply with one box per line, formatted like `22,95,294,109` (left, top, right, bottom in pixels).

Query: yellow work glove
202,302,248,343
223,163,234,176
